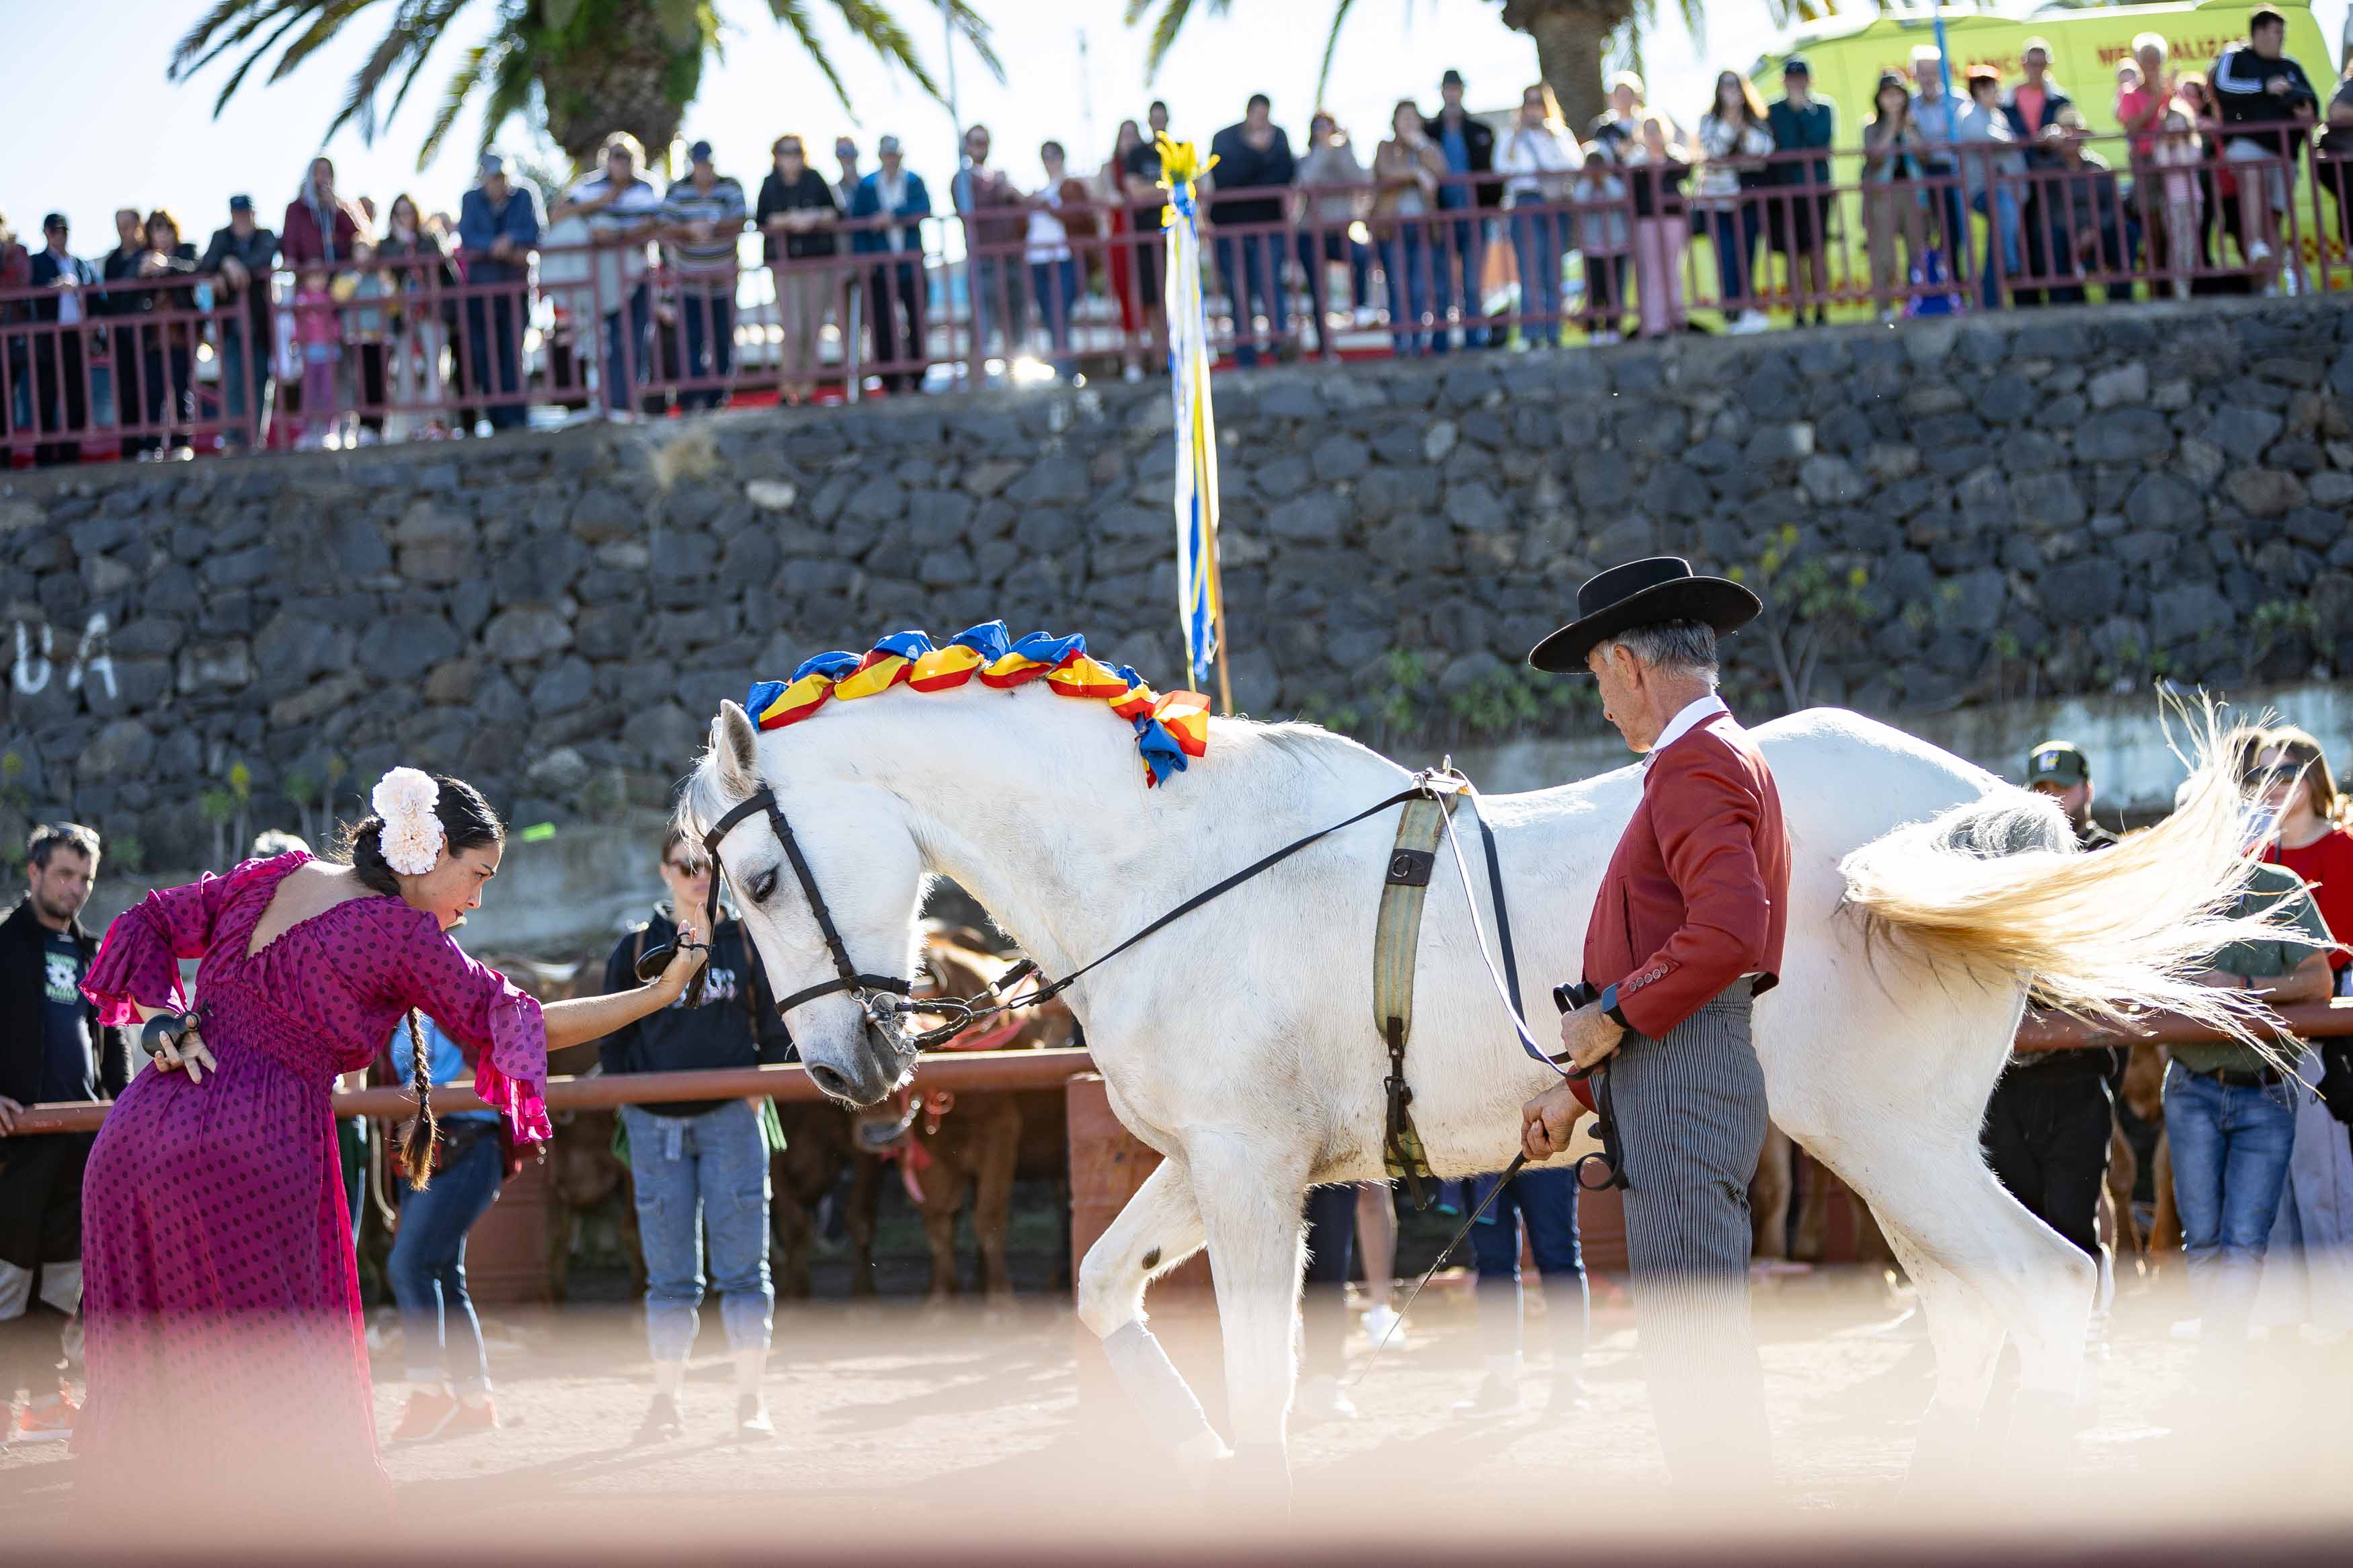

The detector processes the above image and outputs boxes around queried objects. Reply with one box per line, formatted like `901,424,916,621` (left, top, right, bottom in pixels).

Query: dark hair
2250,7,2285,34
1714,71,1767,127
337,775,504,1190
1149,99,1169,115
145,208,182,248
28,822,101,871
1041,140,1066,160
1247,93,1272,112
1872,72,1912,124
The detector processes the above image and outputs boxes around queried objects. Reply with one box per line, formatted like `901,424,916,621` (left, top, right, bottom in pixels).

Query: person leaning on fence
1956,69,2028,308
0,825,126,1446
2164,766,2334,1363
454,154,541,431
1765,58,1835,327
93,209,145,450
2032,111,2136,306
132,210,200,454
1373,99,1446,358
596,825,793,1445
553,133,666,417
1862,75,1931,323
1027,140,1092,378
1293,110,1375,360
755,132,842,404
1424,67,1498,352
1204,95,1298,368
196,196,280,450
663,139,748,411
281,156,370,440
27,214,96,467
955,124,1033,374
1624,118,1691,339
2214,9,2322,282
1694,70,1773,335
1496,85,1580,348
847,134,932,394
372,194,457,440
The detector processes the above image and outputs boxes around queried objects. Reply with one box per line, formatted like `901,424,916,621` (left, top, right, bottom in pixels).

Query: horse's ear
713,700,762,795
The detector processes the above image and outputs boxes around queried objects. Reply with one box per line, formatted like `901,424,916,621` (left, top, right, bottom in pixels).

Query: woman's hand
152,1020,218,1084
657,921,711,1000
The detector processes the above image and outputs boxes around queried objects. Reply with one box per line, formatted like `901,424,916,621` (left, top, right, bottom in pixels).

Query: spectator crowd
5,14,2353,465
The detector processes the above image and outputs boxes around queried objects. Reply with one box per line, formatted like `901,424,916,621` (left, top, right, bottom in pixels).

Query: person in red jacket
1520,554,1787,1492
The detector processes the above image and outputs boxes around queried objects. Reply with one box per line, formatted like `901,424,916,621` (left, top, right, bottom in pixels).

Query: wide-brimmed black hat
1527,556,1761,673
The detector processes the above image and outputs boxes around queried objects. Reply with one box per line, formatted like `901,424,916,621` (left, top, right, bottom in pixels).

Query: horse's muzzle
804,1018,918,1107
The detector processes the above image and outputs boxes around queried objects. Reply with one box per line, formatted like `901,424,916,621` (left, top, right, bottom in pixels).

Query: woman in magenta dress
75,769,707,1501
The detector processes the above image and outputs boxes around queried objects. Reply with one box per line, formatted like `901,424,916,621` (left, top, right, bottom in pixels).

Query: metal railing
13,1000,2350,1137
6,126,2348,467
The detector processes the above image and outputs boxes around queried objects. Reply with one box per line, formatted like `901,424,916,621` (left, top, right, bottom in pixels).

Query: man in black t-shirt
754,134,844,399
1205,93,1297,368
0,823,127,1443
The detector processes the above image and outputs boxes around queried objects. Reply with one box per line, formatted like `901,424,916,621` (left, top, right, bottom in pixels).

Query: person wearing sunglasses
596,824,795,1444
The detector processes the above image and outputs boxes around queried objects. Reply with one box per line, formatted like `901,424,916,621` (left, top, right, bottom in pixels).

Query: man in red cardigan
1520,555,1788,1491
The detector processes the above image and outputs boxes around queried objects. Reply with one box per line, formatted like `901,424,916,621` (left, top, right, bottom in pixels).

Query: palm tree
171,0,1000,172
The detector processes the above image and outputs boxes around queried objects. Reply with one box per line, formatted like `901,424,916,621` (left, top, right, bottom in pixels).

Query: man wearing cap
1520,556,1787,1490
848,135,933,393
27,215,97,466
198,196,282,448
833,138,864,213
663,140,749,410
456,153,542,431
1766,58,1835,324
1981,740,2122,1294
1423,69,1499,352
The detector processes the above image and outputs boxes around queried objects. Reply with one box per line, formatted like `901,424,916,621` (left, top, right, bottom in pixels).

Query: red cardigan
1582,711,1790,1038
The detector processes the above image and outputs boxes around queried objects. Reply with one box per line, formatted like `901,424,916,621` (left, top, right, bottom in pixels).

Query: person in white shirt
552,132,666,415
1026,140,1088,376
1693,71,1774,333
1497,83,1582,345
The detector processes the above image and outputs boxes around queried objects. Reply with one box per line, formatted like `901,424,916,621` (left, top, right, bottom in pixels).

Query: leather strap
1372,789,1456,1207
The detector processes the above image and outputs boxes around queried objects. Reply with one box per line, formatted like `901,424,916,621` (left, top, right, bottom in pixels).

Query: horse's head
678,700,925,1107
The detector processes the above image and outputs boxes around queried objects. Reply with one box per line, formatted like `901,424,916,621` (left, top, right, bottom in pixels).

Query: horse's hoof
1202,1442,1292,1518
1173,1430,1234,1491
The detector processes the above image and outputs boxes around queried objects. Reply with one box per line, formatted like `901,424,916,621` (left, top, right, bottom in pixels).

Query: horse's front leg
1188,1130,1312,1501
1075,1155,1220,1477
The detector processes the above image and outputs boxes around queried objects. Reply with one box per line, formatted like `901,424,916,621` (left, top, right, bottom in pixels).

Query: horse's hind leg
1878,1227,2005,1481
1075,1155,1222,1473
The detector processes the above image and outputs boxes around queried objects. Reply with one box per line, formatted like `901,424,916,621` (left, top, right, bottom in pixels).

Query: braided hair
336,775,504,1190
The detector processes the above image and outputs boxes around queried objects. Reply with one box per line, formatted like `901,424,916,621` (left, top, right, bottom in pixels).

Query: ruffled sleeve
81,854,307,1026
376,904,552,1147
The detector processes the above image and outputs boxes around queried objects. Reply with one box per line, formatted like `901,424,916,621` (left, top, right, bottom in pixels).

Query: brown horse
772,930,1075,1301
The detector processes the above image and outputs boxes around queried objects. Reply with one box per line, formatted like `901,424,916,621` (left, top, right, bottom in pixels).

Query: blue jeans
2163,1061,2297,1339
1971,190,2024,309
1705,203,1761,310
1293,230,1371,354
1428,214,1487,351
600,283,651,414
1509,200,1566,333
1027,256,1080,372
1466,1165,1587,1364
622,1100,773,1362
678,284,735,410
1213,233,1286,368
463,291,526,429
971,257,1028,367
1381,229,1430,357
389,1124,504,1392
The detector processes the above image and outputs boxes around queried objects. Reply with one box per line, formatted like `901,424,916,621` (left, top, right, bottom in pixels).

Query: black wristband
1599,983,1630,1030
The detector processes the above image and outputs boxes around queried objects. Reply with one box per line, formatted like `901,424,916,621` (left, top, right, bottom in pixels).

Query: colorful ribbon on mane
742,622,1211,786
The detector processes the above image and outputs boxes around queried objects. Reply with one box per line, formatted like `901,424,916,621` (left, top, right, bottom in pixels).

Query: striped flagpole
1158,135,1235,717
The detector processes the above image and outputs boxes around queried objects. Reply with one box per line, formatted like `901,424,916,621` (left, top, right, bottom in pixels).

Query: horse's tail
1837,712,2307,1060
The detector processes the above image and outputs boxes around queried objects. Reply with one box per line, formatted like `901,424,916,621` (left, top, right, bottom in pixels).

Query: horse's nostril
807,1063,851,1100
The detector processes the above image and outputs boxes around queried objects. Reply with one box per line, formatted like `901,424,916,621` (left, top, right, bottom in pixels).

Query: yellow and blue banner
743,622,1211,787
1158,135,1226,699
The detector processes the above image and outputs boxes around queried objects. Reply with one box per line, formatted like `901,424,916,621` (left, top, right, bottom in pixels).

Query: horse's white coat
680,687,2093,1473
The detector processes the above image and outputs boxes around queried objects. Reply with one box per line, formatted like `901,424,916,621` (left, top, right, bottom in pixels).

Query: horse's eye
749,867,779,904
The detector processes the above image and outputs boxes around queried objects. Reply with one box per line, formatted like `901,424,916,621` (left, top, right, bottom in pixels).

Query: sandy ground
10,1259,2353,1561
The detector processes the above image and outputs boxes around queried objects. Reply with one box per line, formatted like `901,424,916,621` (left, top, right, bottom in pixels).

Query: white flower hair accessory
371,767,446,877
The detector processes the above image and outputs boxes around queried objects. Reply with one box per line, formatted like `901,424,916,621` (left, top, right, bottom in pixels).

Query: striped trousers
1609,987,1773,1489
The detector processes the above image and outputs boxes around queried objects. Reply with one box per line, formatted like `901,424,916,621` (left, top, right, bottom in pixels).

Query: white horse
676,682,2275,1485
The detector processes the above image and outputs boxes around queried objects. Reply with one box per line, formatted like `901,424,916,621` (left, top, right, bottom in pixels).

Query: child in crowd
2154,102,2206,299
1571,148,1630,343
292,267,342,448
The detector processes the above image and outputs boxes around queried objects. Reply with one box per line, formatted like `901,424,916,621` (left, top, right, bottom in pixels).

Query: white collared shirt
1641,693,1729,772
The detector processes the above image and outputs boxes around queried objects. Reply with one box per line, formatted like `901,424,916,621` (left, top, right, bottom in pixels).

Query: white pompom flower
371,766,446,876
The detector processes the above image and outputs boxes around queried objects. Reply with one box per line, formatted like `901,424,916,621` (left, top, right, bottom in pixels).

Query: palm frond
766,0,859,113
1142,0,1197,81
941,0,1004,83
208,8,319,117
1311,0,1361,112
830,0,941,94
171,0,303,83
378,0,477,134
417,40,491,167
271,0,385,85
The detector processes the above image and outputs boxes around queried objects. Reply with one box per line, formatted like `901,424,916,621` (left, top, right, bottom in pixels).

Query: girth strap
1373,786,1457,1210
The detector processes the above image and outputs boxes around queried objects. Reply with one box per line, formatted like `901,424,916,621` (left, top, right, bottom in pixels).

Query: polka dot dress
75,853,550,1497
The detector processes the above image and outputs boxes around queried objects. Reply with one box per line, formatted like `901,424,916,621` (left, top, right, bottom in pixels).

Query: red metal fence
7,128,2348,467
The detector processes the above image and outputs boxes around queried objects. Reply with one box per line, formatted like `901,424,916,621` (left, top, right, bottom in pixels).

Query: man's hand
0,1096,22,1135
491,236,518,260
221,257,249,288
1521,1083,1587,1161
1558,998,1625,1072
2268,77,2290,96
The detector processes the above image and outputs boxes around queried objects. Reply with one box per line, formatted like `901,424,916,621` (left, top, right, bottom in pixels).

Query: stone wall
5,295,2353,882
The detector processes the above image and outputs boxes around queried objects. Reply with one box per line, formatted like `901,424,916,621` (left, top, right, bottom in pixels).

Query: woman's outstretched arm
540,932,709,1053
